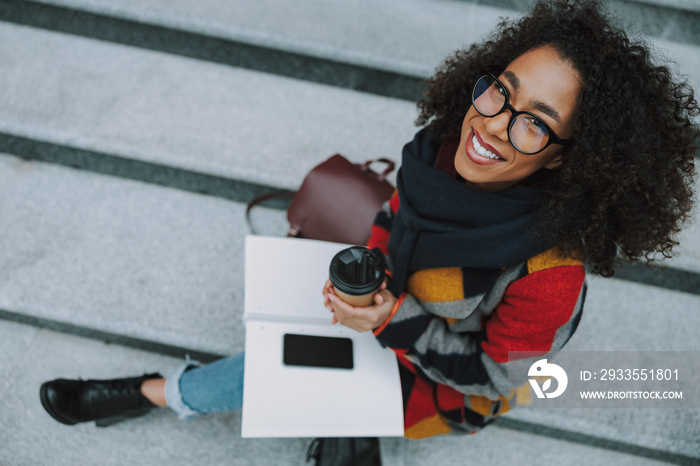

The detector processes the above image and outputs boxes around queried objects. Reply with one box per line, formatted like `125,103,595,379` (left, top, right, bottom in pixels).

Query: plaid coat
368,190,586,439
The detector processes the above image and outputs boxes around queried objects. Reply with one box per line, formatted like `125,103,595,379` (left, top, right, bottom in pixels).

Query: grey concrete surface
673,215,700,274
627,0,700,13
1,321,680,466
0,153,288,357
387,431,675,466
32,0,511,77
0,22,417,192
29,0,700,82
567,275,700,353
1,153,699,461
4,0,691,95
0,318,39,383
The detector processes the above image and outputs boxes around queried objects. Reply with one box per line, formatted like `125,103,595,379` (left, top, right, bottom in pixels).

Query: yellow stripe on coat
527,248,584,274
406,267,464,302
404,413,452,439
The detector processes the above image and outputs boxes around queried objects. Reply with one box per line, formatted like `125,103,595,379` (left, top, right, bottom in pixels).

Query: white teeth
472,135,502,160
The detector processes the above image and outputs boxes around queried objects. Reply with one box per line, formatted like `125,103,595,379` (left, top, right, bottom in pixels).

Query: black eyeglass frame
471,70,574,155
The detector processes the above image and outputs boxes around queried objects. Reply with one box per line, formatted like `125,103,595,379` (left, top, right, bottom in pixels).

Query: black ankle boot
40,373,162,427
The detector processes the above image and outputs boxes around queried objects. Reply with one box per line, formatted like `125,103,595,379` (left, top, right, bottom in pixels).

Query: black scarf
387,128,552,296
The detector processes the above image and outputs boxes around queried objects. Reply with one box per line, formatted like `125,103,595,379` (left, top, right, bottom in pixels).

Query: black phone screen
283,333,354,370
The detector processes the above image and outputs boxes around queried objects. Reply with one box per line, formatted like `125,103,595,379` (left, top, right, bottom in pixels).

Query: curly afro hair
416,0,698,276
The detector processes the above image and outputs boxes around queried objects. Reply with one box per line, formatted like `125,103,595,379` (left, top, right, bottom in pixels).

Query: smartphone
283,333,354,370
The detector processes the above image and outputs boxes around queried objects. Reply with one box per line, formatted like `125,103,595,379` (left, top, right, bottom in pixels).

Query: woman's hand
322,279,397,333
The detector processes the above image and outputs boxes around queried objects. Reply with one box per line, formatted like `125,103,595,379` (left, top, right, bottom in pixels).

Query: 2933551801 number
599,368,679,381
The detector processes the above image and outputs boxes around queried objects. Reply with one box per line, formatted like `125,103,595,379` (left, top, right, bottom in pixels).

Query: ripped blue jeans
164,352,245,420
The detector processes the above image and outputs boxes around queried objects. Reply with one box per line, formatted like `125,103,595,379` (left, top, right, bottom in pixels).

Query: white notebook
241,235,404,438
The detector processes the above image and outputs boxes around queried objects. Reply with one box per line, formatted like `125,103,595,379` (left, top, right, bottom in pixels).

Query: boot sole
94,407,152,427
39,383,78,426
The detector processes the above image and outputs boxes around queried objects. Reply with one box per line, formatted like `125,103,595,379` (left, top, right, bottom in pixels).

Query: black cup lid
329,247,385,296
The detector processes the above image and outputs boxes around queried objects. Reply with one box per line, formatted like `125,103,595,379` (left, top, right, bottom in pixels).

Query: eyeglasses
471,71,573,155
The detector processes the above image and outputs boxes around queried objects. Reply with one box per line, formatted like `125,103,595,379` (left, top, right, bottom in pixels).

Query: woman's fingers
323,279,336,309
323,279,333,295
328,295,358,319
374,292,385,305
328,294,352,312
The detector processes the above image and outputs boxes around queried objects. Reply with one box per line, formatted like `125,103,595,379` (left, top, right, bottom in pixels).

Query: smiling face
455,45,582,191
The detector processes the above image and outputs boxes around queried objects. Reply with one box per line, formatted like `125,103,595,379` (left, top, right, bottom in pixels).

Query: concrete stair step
1,319,685,465
1,152,699,463
474,0,700,45
625,0,700,14
0,151,290,357
10,0,512,78
3,0,700,97
0,21,417,191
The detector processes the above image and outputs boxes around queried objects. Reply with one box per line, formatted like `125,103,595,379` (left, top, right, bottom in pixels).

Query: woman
40,0,697,442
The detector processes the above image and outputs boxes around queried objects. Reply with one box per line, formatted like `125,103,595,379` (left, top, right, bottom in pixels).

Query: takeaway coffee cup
329,247,386,307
